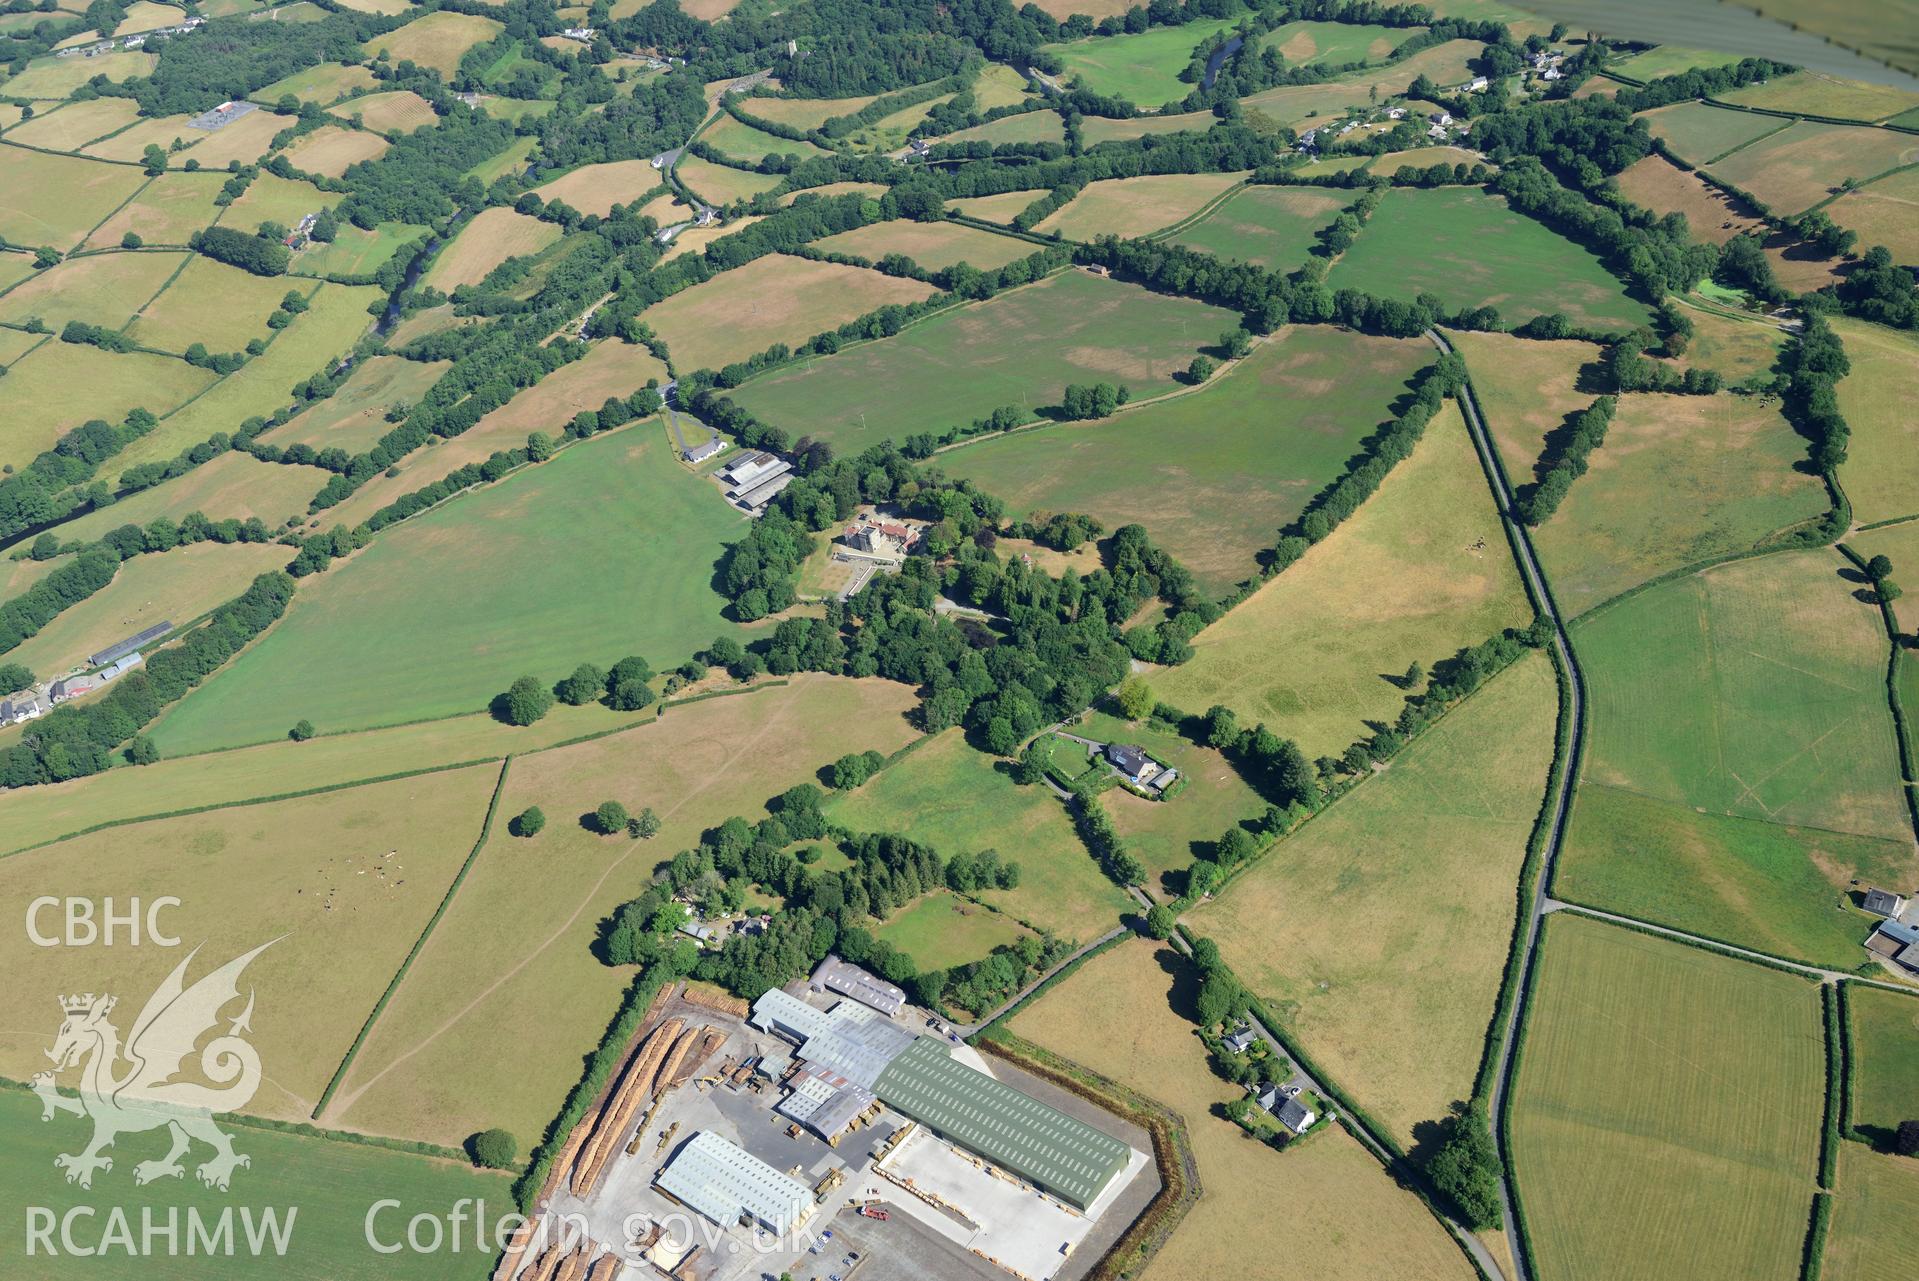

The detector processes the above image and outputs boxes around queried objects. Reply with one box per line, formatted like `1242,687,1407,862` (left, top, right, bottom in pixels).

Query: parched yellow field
0,49,153,98
813,218,1037,271
421,206,561,291
779,181,888,206
5,542,288,680
1006,938,1476,1281
0,147,149,250
530,159,662,217
1826,165,1919,268
0,248,188,332
322,676,919,1148
179,106,288,168
0,341,215,472
644,253,937,372
1192,652,1556,1146
0,764,503,1123
362,10,502,77
740,92,882,131
1705,121,1919,218
280,124,390,178
946,188,1047,223
1450,326,1601,465
328,89,439,136
1036,171,1250,240
671,154,785,205
113,0,183,33
272,353,449,453
80,114,201,163
128,255,301,352
1510,913,1825,1281
1366,144,1484,174
255,61,381,107
1150,403,1531,758
4,95,140,150
56,452,329,544
1833,317,1919,526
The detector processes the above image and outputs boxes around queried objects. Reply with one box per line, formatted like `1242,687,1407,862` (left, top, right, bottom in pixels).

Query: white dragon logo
30,940,276,1192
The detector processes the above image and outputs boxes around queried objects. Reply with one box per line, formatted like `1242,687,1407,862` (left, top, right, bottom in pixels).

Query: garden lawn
0,1091,511,1280
1035,171,1250,240
1528,391,1828,618
1327,186,1652,332
939,325,1431,594
0,146,148,250
1704,121,1918,217
1825,1145,1919,1281
1005,939,1476,1281
5,542,287,680
1044,18,1241,108
0,765,501,1123
1150,402,1531,758
148,427,743,752
1165,183,1354,270
322,676,918,1147
874,890,1034,972
1192,652,1556,1146
1574,548,1913,842
825,729,1133,939
272,354,450,452
1833,317,1919,525
731,270,1238,454
814,219,1038,272
642,254,937,373
1509,913,1825,1281
1556,784,1914,970
1846,984,1919,1137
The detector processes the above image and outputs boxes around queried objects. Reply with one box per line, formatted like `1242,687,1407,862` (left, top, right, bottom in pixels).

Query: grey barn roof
90,621,172,668
655,1131,811,1232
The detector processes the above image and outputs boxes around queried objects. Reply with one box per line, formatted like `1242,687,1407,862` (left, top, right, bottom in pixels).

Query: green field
1635,100,1792,165
873,889,1034,972
1718,68,1919,122
1557,784,1913,969
127,256,302,353
1575,549,1913,843
1527,391,1829,618
1149,402,1532,759
1847,984,1919,1137
272,354,451,452
1833,317,1919,525
1509,913,1825,1281
1610,45,1746,79
0,147,149,250
937,325,1431,593
0,249,188,333
699,112,828,164
1193,651,1556,1146
0,341,215,472
1255,19,1414,65
253,60,379,106
1825,1144,1919,1281
291,220,427,279
1044,18,1239,107
813,219,1039,272
730,269,1238,454
149,426,742,752
824,729,1133,939
52,451,328,544
80,171,226,250
0,1090,511,1280
1704,121,1919,217
1163,183,1354,271
937,110,1065,146
1327,186,1653,333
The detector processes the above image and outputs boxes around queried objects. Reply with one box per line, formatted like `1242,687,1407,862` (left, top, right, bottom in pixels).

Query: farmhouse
809,954,907,1016
1105,742,1178,793
681,436,724,464
1862,887,1907,918
654,1131,814,1233
49,675,95,703
1272,1095,1317,1135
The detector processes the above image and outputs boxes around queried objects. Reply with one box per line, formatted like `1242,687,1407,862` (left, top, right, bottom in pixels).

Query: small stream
1202,35,1244,90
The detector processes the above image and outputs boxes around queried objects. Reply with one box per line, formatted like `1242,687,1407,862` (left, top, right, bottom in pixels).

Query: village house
1222,1027,1257,1054
49,675,95,703
560,26,595,41
1104,743,1178,793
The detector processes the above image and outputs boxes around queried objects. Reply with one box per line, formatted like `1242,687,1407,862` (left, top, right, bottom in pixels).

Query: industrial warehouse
499,958,1154,1281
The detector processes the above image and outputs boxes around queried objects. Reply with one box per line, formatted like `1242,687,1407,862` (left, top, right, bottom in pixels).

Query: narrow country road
1429,327,1585,1281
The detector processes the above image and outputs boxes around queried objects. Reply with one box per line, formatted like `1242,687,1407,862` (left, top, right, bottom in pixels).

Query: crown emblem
60,994,106,1014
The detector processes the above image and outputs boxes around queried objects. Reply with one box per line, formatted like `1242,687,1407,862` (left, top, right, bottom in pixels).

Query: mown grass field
644,253,937,372
1036,171,1249,241
1556,784,1913,970
1164,183,1353,270
1192,652,1556,1146
699,112,828,164
1256,18,1413,64
0,341,215,471
1150,402,1531,759
874,890,1033,972
1719,69,1919,122
1704,121,1919,217
421,206,562,292
0,764,500,1122
5,95,139,149
1670,304,1786,385
1637,101,1791,165
0,1090,512,1281
323,676,918,1148
362,10,502,77
1610,45,1746,79
1509,913,1824,1281
1528,391,1829,618
291,218,425,278
55,452,328,544
150,427,739,752
1833,317,1919,524
939,325,1431,594
1575,549,1913,843
731,269,1238,454
824,729,1133,939
1327,186,1652,332
1043,19,1245,107
1005,938,1477,1281
83,112,204,162
273,354,450,452
1826,1144,1919,1281
0,147,148,249
253,60,379,106
79,171,226,249
280,124,390,178
1826,165,1919,269
1447,328,1602,484
672,154,784,204
945,187,1046,222
6,541,287,680
328,89,439,136
814,218,1037,271
528,158,661,217
1847,985,1919,1136
219,172,341,235
937,109,1064,146
128,255,301,352
0,248,188,332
